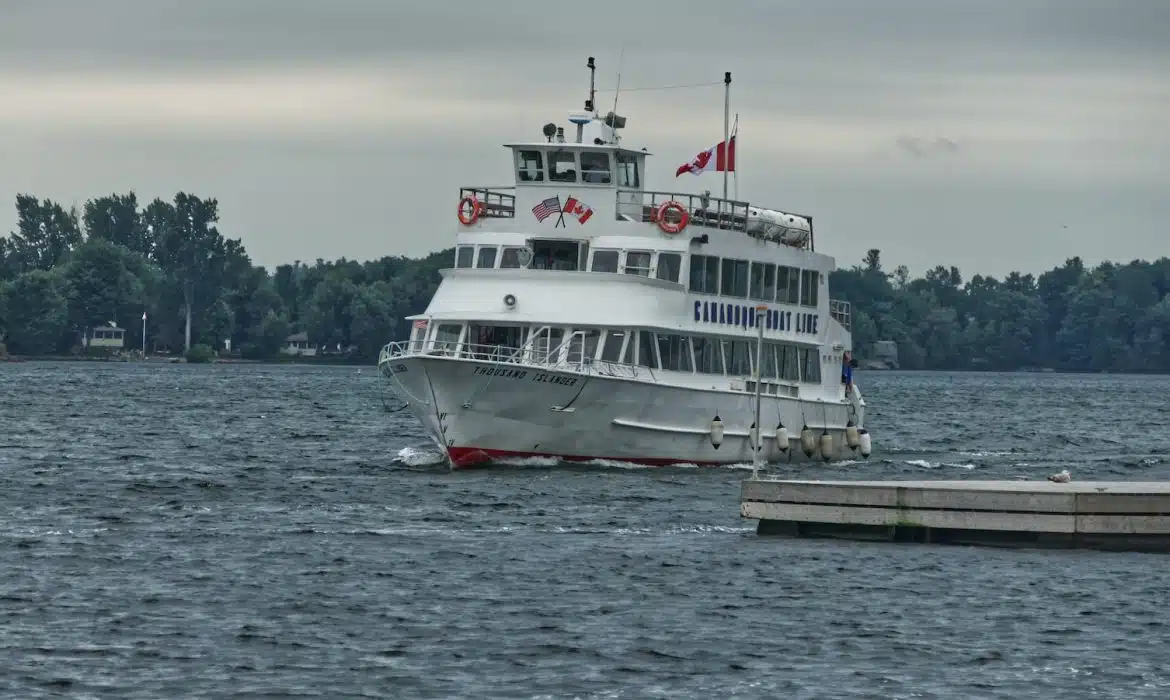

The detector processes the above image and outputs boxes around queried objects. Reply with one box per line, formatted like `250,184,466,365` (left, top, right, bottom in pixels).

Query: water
2,362,1169,699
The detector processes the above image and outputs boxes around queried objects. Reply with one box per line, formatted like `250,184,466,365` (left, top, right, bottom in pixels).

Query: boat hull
381,355,868,468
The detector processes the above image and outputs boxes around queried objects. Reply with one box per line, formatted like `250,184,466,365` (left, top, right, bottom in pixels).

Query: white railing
377,339,657,382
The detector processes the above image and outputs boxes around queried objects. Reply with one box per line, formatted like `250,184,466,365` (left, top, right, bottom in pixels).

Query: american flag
413,319,428,329
531,195,561,222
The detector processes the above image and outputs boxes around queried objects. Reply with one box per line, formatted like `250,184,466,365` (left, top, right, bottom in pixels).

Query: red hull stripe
446,446,734,469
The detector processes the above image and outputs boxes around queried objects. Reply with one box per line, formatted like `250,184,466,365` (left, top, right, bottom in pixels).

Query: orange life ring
457,195,483,225
656,200,689,234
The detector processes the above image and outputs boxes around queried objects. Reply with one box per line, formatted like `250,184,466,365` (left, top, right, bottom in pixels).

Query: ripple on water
1,363,1169,699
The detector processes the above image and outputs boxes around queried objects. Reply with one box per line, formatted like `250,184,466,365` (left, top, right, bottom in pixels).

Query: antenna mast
586,56,596,116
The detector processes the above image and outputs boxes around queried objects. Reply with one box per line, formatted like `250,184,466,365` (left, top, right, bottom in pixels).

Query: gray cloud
1,0,1167,278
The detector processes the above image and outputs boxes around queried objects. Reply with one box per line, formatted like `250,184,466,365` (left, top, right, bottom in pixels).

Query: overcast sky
1,0,1166,278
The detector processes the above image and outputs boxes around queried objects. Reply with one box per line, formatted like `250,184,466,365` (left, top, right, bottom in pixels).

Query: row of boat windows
516,148,640,187
420,323,824,383
454,244,821,307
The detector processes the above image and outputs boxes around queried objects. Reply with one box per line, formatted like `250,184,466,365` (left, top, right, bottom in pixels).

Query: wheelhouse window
720,258,749,298
776,266,799,303
800,269,820,307
624,251,652,276
499,247,525,268
591,249,619,272
517,149,545,182
549,150,577,182
617,153,640,187
688,254,719,294
580,151,612,184
530,239,582,271
750,262,776,301
475,246,497,268
455,246,474,268
656,252,681,283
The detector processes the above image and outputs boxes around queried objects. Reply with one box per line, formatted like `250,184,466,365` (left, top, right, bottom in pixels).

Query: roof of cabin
503,142,653,156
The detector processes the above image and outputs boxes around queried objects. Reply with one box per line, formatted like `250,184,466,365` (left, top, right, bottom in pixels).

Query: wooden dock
740,479,1170,552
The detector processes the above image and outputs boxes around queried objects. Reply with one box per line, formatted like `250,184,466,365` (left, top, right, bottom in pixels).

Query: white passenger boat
378,58,873,468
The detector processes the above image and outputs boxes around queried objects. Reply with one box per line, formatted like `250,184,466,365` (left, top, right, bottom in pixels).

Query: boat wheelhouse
379,58,871,468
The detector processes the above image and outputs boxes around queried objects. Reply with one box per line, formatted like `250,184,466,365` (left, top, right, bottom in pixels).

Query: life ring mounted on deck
656,200,689,235
457,195,485,225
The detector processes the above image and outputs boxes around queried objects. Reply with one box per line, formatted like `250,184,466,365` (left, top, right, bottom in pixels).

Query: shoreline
1,354,375,367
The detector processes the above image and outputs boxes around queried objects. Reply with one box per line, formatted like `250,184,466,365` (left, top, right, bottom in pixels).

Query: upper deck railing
460,187,516,219
616,190,751,233
456,186,813,250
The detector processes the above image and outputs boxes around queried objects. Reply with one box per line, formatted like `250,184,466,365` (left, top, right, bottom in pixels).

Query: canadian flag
562,196,593,224
675,136,736,177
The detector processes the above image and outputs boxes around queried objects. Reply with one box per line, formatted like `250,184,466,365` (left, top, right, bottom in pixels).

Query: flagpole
732,112,740,201
722,71,731,204
141,311,147,357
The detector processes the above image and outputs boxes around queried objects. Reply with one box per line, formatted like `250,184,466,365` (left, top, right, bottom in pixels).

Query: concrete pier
741,479,1170,552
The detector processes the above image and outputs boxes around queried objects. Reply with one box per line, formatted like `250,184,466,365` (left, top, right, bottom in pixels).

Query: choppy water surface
2,362,1169,699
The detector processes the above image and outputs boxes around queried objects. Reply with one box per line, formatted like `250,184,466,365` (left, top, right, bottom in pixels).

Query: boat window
580,151,612,184
724,339,753,376
475,246,498,269
656,334,693,372
692,336,723,374
617,153,640,188
776,266,799,303
530,239,581,270
549,150,577,183
466,324,525,360
624,251,652,276
720,259,749,298
499,247,525,268
800,269,820,307
600,330,627,363
432,323,463,355
531,327,564,364
517,149,545,182
800,348,821,383
688,254,719,294
779,344,800,381
591,249,619,273
637,330,657,368
750,262,776,301
656,252,681,283
455,246,474,268
567,329,601,364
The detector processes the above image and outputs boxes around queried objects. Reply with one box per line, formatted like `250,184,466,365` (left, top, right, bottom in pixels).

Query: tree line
0,192,446,360
2,192,1168,371
832,249,1170,372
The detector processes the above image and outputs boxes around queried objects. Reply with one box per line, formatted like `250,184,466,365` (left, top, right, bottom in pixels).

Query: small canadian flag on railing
675,136,736,177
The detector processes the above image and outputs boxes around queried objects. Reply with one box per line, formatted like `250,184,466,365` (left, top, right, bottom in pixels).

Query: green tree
2,269,70,354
